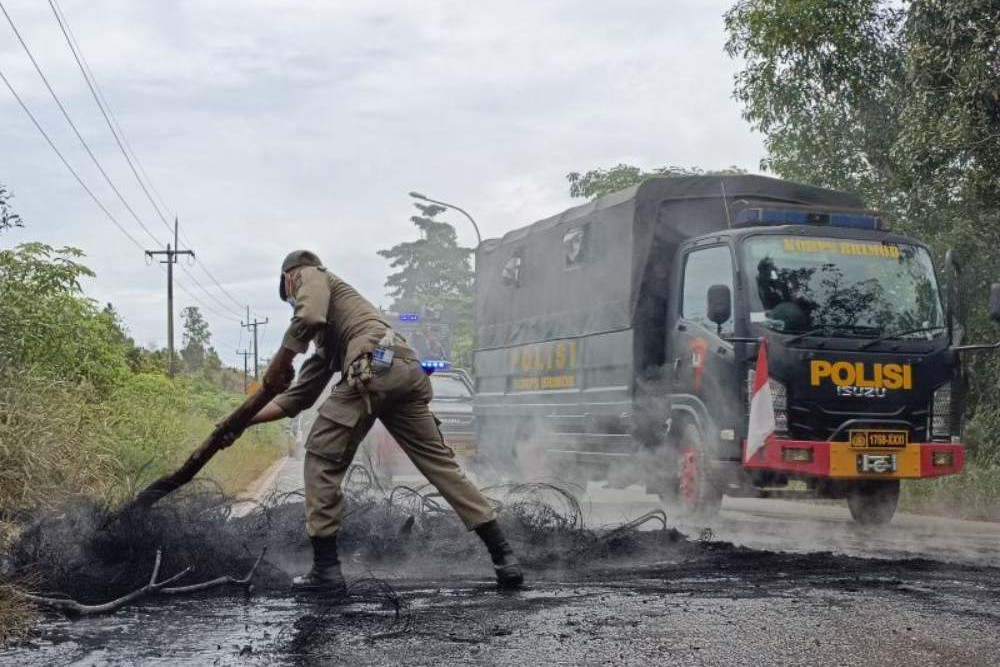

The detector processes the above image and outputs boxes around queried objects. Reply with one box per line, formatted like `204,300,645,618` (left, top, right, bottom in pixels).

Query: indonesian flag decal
745,338,776,462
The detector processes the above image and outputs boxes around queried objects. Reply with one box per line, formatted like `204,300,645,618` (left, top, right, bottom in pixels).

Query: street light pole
408,191,482,246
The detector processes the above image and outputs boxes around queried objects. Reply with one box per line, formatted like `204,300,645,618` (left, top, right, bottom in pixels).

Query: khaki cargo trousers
303,358,495,538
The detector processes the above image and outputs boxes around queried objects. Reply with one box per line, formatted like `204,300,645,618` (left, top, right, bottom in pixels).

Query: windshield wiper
784,324,876,345
858,326,946,350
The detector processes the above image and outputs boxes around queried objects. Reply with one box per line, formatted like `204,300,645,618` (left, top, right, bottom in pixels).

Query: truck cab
667,207,994,523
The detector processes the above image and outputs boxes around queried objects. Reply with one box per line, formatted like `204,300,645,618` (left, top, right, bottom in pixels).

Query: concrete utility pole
145,217,194,378
236,349,253,393
241,306,268,380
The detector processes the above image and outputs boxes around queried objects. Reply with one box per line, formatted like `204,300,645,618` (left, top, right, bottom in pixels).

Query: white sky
0,0,764,367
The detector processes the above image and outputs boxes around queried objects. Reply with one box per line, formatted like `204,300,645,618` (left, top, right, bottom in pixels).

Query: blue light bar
828,213,882,229
734,207,883,230
420,359,451,374
399,312,421,322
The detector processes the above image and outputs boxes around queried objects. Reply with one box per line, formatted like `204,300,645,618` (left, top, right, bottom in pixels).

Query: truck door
671,244,741,450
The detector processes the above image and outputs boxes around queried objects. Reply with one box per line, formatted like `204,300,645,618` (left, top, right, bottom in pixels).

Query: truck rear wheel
846,480,900,526
673,423,723,519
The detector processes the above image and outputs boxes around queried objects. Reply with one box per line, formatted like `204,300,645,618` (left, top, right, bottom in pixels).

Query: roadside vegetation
0,195,287,642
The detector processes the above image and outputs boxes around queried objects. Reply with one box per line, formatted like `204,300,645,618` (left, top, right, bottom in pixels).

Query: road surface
4,456,1000,666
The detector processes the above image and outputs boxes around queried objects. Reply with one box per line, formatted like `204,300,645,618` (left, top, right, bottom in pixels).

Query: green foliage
725,0,1000,459
0,182,22,233
0,238,285,513
0,243,131,393
378,204,475,365
724,0,905,204
567,164,748,200
179,305,221,373
378,204,474,305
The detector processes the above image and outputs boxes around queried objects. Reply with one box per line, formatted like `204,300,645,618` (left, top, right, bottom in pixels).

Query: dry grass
204,429,292,496
0,584,33,646
0,372,287,513
901,464,1000,521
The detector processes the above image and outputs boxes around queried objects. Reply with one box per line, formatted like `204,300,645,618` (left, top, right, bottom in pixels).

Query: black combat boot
475,520,524,590
291,536,347,595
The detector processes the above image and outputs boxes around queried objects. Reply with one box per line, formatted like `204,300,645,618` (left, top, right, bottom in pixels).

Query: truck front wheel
846,480,900,526
674,423,723,519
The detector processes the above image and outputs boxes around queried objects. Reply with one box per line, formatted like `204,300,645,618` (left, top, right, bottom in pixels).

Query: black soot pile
5,466,686,606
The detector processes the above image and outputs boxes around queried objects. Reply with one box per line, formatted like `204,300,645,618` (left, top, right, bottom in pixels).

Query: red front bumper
742,438,965,480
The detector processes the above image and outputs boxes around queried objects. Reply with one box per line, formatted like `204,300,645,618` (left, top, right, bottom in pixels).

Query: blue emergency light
399,313,421,322
420,359,451,374
734,206,884,231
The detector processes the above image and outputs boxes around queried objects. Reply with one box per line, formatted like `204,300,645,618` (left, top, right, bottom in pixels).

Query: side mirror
946,249,962,275
707,284,732,329
990,283,1000,323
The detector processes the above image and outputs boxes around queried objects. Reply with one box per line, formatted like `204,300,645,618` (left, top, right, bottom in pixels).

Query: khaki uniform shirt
273,266,413,417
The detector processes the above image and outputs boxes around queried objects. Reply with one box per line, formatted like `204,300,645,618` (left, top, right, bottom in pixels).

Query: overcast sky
1,0,764,367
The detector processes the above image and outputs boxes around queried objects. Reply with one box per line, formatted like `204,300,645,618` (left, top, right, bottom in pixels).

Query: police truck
472,175,1000,524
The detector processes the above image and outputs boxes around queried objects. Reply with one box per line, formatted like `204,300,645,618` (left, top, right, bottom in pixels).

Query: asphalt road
5,458,1000,666
582,483,1000,567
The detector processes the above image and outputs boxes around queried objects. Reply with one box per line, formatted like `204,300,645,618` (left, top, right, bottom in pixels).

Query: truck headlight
930,384,951,439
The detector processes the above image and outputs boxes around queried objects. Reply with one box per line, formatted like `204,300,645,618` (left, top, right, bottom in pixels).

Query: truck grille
788,400,929,442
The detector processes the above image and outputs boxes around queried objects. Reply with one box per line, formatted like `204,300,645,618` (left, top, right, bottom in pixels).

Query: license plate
849,429,908,449
857,453,897,474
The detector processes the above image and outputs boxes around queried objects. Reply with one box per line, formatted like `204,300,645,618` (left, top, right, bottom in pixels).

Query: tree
179,306,220,373
724,0,1000,460
0,243,131,392
0,182,22,234
567,164,747,200
378,204,475,364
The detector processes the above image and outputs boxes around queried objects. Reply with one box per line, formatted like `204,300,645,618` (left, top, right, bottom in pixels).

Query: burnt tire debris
1,467,683,623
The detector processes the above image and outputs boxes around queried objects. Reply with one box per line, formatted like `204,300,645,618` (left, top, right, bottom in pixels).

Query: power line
46,0,173,237
174,277,243,325
0,0,162,247
178,261,245,319
48,0,248,315
50,0,179,241
191,258,247,312
4,1,250,348
47,0,162,206
0,65,145,251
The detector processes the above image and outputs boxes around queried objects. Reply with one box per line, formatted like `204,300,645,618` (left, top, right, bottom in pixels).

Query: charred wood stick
126,387,277,511
22,549,192,616
159,549,267,595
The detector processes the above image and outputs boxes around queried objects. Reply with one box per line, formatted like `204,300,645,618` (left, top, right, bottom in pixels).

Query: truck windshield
742,235,944,338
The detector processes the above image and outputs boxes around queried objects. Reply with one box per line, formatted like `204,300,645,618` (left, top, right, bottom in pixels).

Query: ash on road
7,537,1000,667
4,457,1000,666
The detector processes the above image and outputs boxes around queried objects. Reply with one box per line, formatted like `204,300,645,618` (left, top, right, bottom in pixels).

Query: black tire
671,422,723,518
846,480,900,526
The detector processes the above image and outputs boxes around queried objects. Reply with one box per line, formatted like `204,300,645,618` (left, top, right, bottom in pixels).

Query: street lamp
409,191,482,246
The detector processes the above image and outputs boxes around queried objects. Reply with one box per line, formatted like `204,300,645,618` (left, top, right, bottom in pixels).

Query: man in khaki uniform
235,250,523,593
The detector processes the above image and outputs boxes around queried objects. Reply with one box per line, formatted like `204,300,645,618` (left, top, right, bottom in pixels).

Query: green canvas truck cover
475,175,863,352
